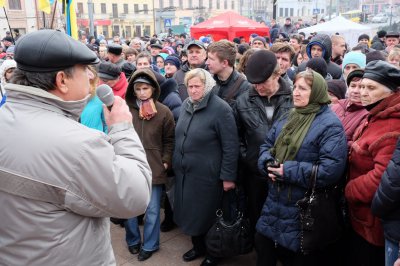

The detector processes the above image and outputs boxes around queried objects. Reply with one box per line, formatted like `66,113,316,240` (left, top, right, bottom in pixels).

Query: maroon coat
345,92,400,246
331,99,369,148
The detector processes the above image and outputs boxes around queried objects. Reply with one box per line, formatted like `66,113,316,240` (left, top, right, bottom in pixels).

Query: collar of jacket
213,68,236,86
185,90,213,113
181,61,208,72
4,83,89,121
248,77,292,98
369,92,400,120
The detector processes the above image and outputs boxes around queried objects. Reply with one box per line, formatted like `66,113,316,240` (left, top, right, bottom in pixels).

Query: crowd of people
0,23,400,266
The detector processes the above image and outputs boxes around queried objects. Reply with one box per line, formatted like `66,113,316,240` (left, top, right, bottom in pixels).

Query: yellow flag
38,0,51,14
0,0,5,8
69,0,78,40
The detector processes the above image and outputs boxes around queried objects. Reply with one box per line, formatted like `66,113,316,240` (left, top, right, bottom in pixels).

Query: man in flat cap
98,61,128,99
233,50,293,234
385,32,400,53
0,30,152,264
173,40,208,100
107,43,126,68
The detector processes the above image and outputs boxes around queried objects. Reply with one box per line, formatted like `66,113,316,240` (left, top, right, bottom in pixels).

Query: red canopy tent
190,11,269,42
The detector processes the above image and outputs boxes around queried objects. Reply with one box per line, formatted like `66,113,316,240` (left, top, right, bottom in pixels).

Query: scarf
139,98,157,120
270,71,331,162
188,69,216,106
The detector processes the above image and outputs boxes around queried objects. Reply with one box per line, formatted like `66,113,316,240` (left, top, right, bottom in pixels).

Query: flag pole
50,0,58,29
3,7,15,44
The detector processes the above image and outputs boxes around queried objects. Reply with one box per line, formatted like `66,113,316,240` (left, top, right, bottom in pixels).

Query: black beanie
377,30,387,38
306,57,327,78
366,51,386,64
358,34,370,42
327,80,347,100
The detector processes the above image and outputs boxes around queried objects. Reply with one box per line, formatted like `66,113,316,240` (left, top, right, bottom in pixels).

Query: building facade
153,0,240,34
76,0,154,39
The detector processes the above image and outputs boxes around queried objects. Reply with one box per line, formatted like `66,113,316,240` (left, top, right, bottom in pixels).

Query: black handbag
205,189,253,258
296,164,343,255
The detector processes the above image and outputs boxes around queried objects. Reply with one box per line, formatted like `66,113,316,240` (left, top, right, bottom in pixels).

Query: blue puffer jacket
257,105,347,252
371,138,400,243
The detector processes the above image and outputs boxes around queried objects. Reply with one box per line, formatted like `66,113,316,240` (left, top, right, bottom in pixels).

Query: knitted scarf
270,71,331,162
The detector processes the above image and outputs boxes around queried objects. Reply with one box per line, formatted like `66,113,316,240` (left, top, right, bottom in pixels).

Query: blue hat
342,51,366,72
164,55,181,69
250,33,258,38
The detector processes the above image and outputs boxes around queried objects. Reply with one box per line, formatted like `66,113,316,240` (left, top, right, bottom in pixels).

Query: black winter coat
372,138,400,243
159,78,182,122
234,78,292,177
173,92,239,236
212,70,252,108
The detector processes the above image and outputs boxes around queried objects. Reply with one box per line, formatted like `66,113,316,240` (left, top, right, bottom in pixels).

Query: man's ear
55,71,69,95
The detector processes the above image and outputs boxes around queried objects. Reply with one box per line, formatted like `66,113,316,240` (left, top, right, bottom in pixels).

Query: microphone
96,84,114,111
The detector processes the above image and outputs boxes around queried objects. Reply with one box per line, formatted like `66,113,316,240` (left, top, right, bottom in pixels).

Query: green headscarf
270,70,331,162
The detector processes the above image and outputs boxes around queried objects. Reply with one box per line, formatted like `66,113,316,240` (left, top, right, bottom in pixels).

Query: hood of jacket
126,68,160,107
306,34,332,63
159,78,178,103
4,83,89,121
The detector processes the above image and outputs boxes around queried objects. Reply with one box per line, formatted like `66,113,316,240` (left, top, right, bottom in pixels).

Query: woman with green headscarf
255,70,348,266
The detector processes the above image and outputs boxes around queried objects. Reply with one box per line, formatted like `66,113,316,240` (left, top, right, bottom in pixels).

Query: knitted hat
306,57,327,78
363,60,400,91
358,34,370,42
342,51,366,72
377,30,387,38
252,36,266,46
164,55,181,69
366,51,386,64
327,79,347,100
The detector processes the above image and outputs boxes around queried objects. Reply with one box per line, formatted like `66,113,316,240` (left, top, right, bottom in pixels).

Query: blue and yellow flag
65,0,78,40
38,0,51,14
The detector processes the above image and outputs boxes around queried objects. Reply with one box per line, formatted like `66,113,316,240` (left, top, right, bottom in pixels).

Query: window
112,3,118,18
135,25,142,37
159,0,164,9
8,0,21,9
189,0,192,8
217,0,220,9
77,2,84,14
102,26,108,38
209,0,212,8
285,8,288,17
231,1,234,9
224,0,227,9
169,0,173,7
321,9,324,14
124,4,128,14
113,25,120,36
279,8,283,17
179,0,183,9
199,0,203,8
126,26,132,38
101,3,106,14
134,4,139,14
144,4,148,14
145,25,151,36
290,8,294,16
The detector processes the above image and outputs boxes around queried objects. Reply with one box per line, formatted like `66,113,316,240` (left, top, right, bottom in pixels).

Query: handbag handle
305,164,319,196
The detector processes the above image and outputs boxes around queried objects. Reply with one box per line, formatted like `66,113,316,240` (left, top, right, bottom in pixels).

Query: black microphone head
96,84,114,107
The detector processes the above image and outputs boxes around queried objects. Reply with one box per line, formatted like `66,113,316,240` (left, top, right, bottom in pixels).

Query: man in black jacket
173,40,208,101
234,50,293,232
206,40,252,108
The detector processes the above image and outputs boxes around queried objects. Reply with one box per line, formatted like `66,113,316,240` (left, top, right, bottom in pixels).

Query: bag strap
224,74,245,103
306,164,319,196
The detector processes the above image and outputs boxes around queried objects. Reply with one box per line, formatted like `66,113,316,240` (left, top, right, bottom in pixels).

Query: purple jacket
331,99,369,148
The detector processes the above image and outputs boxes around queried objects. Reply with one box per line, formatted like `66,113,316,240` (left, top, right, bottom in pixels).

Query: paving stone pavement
111,222,256,266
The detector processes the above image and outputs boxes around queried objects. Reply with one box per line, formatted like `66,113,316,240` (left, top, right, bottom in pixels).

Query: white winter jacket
0,84,152,265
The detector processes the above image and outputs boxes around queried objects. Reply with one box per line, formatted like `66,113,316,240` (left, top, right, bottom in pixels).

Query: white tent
301,16,375,47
